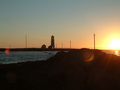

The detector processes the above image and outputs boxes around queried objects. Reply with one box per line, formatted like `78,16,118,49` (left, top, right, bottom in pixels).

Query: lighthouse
51,35,55,49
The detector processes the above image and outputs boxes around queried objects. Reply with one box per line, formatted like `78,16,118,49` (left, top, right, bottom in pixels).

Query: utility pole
94,34,95,50
9,45,11,48
25,34,27,48
70,41,71,49
62,43,63,48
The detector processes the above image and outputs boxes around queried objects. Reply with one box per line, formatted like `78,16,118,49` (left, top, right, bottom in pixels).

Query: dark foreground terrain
0,49,120,90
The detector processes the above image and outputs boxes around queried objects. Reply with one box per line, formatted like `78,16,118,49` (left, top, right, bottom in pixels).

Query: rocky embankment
0,49,120,90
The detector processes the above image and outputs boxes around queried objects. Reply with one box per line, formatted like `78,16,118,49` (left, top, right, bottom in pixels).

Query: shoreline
1,48,116,51
0,49,120,90
0,48,79,51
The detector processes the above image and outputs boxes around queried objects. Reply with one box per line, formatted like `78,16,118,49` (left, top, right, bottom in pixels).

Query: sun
109,39,120,50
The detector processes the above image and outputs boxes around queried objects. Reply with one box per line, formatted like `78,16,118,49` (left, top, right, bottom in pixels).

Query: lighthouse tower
51,35,55,49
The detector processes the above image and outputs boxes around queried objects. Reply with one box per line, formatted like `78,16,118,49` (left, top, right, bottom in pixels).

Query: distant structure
51,35,55,49
25,34,27,48
48,45,52,49
41,44,46,49
48,35,55,49
70,41,71,49
94,34,95,50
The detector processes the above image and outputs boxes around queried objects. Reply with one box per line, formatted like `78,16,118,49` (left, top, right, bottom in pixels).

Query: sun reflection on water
115,50,119,56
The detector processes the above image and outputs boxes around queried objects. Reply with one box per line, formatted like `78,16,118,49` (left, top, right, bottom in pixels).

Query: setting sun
109,39,120,50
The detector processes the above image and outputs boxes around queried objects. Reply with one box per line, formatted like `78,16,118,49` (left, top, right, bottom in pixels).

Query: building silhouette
41,44,46,49
51,35,55,49
48,45,52,49
48,35,55,49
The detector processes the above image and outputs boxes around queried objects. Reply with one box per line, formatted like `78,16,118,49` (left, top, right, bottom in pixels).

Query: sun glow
109,39,120,50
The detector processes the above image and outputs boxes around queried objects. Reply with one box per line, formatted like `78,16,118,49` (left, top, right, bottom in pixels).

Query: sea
0,51,58,64
0,50,119,64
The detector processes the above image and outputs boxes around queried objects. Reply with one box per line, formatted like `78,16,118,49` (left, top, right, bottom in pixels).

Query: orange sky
1,0,120,49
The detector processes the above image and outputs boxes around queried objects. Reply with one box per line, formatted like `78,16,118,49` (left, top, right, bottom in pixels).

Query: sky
1,0,120,49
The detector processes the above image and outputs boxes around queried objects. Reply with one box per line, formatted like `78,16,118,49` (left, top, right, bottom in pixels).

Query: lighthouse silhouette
51,35,55,49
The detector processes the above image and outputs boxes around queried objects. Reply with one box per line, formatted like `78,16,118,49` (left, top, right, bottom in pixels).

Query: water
0,50,119,64
0,51,58,64
103,50,120,56
114,51,119,56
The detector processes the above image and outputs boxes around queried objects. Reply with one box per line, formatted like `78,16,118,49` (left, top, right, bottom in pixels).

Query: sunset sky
1,0,120,49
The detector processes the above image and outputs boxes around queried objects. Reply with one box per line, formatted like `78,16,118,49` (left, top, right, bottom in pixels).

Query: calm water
0,50,119,64
103,50,120,56
0,51,58,64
